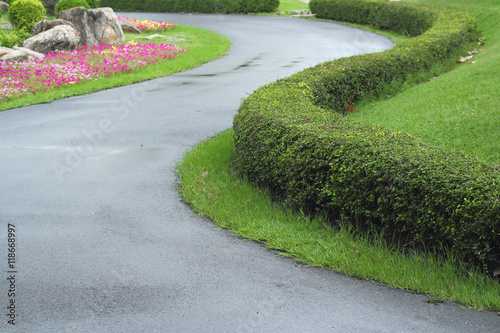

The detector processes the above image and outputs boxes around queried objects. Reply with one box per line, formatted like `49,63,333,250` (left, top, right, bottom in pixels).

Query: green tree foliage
99,0,279,14
55,0,90,15
8,0,46,31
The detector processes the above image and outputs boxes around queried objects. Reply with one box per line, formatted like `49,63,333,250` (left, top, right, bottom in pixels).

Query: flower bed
117,16,176,32
0,42,186,102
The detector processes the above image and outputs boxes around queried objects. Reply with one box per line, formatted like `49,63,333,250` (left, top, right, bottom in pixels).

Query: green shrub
86,0,100,8
99,0,279,14
55,0,90,15
310,0,437,37
234,0,500,274
8,0,46,32
0,28,31,48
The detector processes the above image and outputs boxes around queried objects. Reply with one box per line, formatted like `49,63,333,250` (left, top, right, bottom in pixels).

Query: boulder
118,18,141,34
0,47,43,63
31,19,76,36
57,7,125,46
23,25,81,54
142,34,163,40
13,46,45,60
0,1,9,11
0,47,29,63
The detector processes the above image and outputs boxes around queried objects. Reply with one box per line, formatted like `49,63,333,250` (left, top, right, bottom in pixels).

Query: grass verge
0,24,231,111
177,129,500,312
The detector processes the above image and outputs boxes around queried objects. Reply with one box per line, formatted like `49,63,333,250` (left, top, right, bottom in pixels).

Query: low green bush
8,0,46,31
86,0,100,8
0,28,31,47
234,0,500,273
55,0,90,15
99,0,279,14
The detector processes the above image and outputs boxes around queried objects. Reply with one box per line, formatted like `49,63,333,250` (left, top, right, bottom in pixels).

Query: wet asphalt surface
1,13,499,332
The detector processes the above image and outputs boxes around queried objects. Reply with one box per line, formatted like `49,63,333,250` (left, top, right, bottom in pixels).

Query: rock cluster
23,25,81,54
1,6,128,62
57,7,125,46
31,19,76,36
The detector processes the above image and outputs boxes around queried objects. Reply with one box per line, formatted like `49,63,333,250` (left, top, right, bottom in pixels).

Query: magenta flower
0,42,187,102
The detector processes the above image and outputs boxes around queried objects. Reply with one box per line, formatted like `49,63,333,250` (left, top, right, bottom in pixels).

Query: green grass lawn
277,0,309,11
177,0,500,312
0,22,231,111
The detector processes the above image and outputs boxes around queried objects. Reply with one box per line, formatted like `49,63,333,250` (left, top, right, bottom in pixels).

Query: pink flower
0,42,187,102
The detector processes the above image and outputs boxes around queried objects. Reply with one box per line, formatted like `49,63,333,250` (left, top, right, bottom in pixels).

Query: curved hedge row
100,0,279,14
233,0,500,273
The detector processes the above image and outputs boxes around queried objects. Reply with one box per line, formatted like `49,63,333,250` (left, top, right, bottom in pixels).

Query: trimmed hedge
234,0,500,273
99,0,279,14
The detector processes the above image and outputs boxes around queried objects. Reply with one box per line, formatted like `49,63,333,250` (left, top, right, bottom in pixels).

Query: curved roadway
1,13,499,332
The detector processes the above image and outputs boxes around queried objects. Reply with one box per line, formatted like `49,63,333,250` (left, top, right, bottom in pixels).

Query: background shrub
86,0,100,8
8,0,46,32
55,0,90,14
99,0,279,14
0,28,31,47
310,0,437,37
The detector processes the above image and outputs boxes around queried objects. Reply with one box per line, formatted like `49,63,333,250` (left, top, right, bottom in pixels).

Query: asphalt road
1,13,499,332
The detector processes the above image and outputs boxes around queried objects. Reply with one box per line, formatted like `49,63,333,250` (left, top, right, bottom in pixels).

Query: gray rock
0,47,29,63
13,46,45,60
57,7,125,46
118,18,141,34
286,9,313,16
31,19,76,36
165,37,187,42
0,1,9,11
142,34,163,40
23,25,81,54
